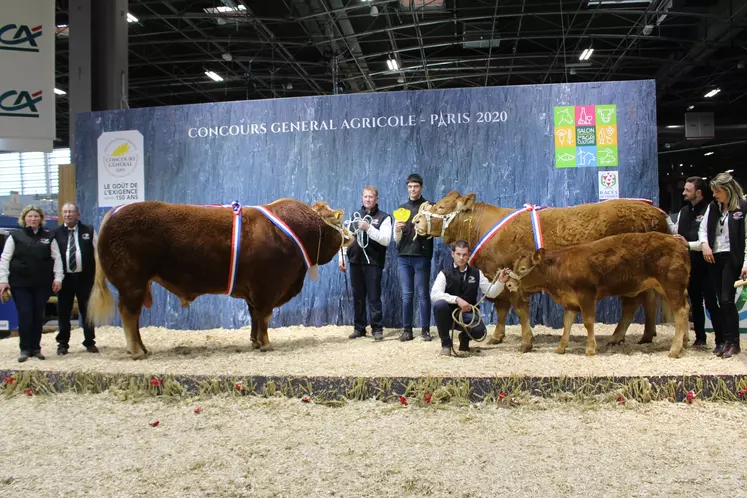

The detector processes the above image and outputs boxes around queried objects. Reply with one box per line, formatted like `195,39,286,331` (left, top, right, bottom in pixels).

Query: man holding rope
431,240,510,356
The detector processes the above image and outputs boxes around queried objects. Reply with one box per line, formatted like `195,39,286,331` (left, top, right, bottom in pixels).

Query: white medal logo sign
102,138,139,177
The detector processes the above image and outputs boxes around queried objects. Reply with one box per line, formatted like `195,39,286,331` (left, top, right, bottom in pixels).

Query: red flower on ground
301,396,311,403
498,392,508,401
398,395,408,406
616,396,625,405
3,376,15,385
424,393,432,404
150,420,160,427
193,408,202,414
235,383,246,391
24,388,33,396
685,391,695,404
150,378,163,387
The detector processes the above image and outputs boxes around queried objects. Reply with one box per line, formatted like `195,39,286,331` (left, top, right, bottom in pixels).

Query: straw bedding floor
0,393,746,497
1,323,745,378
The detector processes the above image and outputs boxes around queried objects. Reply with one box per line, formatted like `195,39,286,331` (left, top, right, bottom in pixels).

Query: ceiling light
579,48,594,61
127,13,139,23
587,0,654,5
205,70,223,82
642,24,653,36
726,169,734,173
704,151,714,156
370,5,379,16
386,58,399,71
213,5,246,13
665,125,682,129
687,105,695,110
56,24,67,28
704,88,720,98
54,88,66,95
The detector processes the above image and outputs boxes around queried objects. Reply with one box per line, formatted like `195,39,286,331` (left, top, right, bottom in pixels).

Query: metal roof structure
52,0,747,195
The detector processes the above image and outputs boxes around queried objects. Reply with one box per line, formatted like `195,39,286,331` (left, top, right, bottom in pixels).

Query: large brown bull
412,191,670,352
87,199,353,359
505,232,691,358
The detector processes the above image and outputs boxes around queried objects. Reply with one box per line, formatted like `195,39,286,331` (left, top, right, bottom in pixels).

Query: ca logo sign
0,90,42,118
0,24,42,52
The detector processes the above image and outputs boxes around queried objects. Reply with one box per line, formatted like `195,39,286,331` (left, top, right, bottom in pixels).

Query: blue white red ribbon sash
251,205,315,276
468,203,545,265
226,202,243,295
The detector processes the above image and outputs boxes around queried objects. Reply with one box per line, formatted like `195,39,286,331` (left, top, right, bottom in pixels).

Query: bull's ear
532,248,545,265
456,193,476,212
333,209,343,220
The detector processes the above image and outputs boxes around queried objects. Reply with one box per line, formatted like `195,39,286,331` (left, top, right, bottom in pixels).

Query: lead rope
343,211,374,264
449,269,505,357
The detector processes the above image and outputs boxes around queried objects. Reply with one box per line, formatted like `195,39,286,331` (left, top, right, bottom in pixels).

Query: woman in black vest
0,206,64,362
698,172,747,359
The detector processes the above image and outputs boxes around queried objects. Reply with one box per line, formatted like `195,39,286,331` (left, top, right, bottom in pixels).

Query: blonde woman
0,206,64,362
697,172,747,358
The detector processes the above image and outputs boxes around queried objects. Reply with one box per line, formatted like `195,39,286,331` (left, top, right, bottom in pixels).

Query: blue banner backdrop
74,80,658,331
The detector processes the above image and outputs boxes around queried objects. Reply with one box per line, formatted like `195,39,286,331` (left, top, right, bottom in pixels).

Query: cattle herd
87,192,695,360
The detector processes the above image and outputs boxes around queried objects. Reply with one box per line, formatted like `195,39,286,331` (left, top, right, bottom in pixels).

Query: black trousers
11,285,51,353
689,256,722,341
433,300,486,349
349,263,383,333
708,252,741,346
56,273,96,348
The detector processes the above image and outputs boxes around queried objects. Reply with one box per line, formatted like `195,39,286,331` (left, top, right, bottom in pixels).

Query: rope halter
343,211,374,264
412,202,460,238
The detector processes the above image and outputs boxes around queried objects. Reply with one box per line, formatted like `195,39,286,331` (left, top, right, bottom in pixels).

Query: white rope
343,211,374,264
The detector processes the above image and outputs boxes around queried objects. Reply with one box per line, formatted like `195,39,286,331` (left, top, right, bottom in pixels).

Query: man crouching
431,240,509,356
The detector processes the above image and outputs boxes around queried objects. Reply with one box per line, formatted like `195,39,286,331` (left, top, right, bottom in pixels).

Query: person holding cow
431,240,509,356
697,172,747,359
339,186,392,341
53,202,99,355
394,173,435,342
670,176,722,348
0,206,64,362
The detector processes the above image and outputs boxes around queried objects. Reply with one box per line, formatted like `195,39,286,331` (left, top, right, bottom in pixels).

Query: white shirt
340,215,392,259
0,230,64,284
430,264,505,304
697,203,747,268
64,223,98,274
666,213,701,251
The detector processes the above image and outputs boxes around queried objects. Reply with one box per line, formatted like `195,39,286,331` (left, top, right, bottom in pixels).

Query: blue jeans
397,256,431,333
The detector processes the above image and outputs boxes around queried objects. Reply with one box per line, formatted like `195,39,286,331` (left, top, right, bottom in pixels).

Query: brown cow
505,232,691,358
87,199,353,359
412,191,670,352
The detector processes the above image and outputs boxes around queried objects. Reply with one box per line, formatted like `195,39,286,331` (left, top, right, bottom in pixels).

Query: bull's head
505,249,544,293
311,201,355,247
412,190,476,239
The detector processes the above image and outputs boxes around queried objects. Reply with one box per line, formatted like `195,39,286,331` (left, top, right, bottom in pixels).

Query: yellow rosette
393,208,411,222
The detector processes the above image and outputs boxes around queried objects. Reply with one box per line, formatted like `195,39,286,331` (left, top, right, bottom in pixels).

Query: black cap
406,173,423,186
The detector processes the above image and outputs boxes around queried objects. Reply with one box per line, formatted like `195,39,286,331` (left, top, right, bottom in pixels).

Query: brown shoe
721,344,741,359
713,344,726,356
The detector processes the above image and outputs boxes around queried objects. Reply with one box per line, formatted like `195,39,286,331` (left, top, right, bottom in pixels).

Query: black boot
349,330,366,339
399,330,414,342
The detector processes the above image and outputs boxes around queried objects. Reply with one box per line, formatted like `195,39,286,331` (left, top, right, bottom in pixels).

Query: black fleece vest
706,198,747,269
396,197,434,259
347,205,390,267
443,265,480,305
54,222,96,280
9,227,55,287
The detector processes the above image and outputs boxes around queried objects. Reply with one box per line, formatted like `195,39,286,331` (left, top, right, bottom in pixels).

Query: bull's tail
87,210,116,326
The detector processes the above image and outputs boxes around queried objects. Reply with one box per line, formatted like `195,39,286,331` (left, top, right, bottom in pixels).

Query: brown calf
506,232,691,358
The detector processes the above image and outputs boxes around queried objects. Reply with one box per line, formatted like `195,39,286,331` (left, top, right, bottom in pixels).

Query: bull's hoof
131,352,147,360
638,336,654,345
555,346,566,355
486,336,504,345
519,343,533,353
585,349,597,356
259,344,274,352
607,337,625,346
251,341,261,350
668,350,682,359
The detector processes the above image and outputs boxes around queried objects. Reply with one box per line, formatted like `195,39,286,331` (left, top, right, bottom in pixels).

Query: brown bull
505,232,691,358
412,191,670,352
87,199,353,359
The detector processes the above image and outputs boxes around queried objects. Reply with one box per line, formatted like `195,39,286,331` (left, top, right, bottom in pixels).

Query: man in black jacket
339,186,392,341
394,173,435,342
431,240,509,356
53,203,99,355
670,177,722,347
